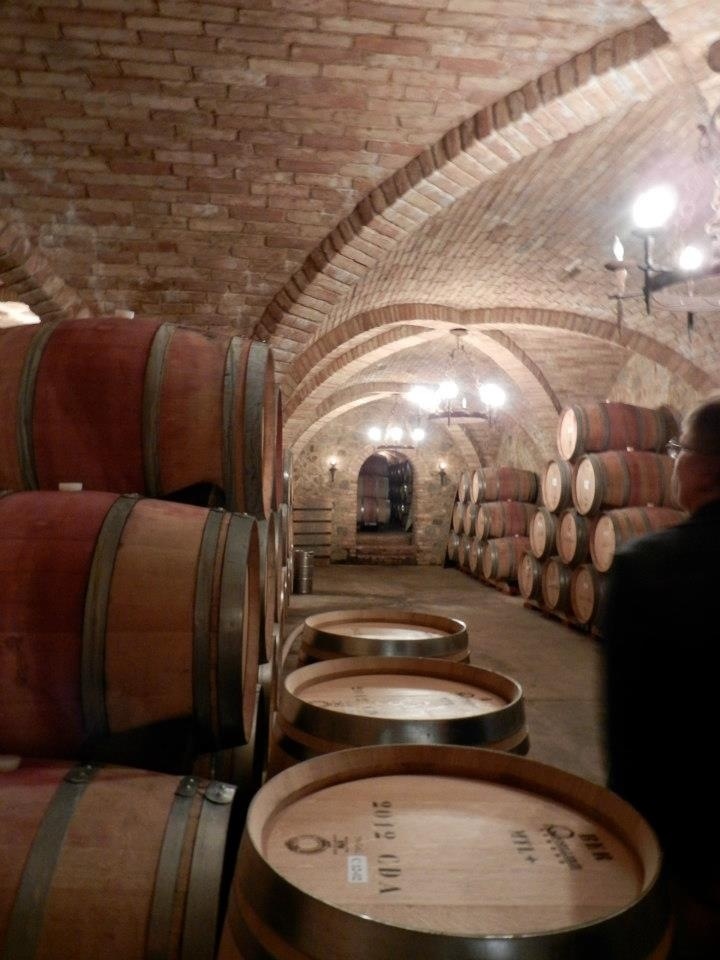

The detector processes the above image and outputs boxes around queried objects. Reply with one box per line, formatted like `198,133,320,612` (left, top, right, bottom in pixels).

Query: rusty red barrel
0,317,278,517
557,402,678,461
0,758,239,960
573,451,677,516
219,744,671,960
0,490,260,761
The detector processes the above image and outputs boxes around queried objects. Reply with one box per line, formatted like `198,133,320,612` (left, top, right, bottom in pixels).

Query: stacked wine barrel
0,315,294,959
388,457,413,527
356,452,391,526
446,464,539,590
519,400,686,633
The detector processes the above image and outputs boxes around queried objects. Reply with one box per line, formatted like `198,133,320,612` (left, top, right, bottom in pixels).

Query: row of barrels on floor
1,601,672,958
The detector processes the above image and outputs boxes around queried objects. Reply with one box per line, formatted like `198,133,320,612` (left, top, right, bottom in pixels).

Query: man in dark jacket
602,394,720,959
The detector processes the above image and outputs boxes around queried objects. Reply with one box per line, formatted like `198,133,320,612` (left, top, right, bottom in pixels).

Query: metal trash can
293,549,314,595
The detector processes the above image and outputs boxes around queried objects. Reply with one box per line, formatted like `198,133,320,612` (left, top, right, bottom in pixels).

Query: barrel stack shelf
446,465,539,595
519,400,686,637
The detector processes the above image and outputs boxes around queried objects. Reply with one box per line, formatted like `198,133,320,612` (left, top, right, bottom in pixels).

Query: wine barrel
573,451,677,516
446,530,460,563
281,447,293,509
0,490,260,761
219,744,671,960
452,499,464,533
357,497,391,525
1,758,239,960
462,501,479,536
267,656,529,775
481,535,530,582
458,533,472,570
467,537,485,577
0,317,278,517
556,509,598,566
257,511,280,664
529,507,558,560
541,459,574,512
570,564,608,626
590,505,686,572
457,470,472,503
557,401,678,461
358,474,390,499
298,609,470,664
473,466,538,503
476,500,535,539
517,551,543,602
541,557,573,615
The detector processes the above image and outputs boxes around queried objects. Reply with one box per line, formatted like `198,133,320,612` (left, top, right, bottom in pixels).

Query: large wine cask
267,657,529,775
540,459,574,512
1,758,240,960
446,530,460,563
573,451,677,516
557,401,677,462
298,609,469,664
590,505,686,572
467,536,485,576
0,317,278,517
481,535,530,581
541,557,573,615
517,551,543,602
473,466,538,503
556,509,598,566
219,744,671,960
0,490,260,761
529,507,558,560
570,564,608,626
476,500,535,539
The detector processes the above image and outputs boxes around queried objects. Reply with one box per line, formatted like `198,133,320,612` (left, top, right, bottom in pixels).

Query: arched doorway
356,452,415,563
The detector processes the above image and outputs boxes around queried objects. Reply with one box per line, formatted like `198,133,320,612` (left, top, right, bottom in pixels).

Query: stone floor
282,562,607,787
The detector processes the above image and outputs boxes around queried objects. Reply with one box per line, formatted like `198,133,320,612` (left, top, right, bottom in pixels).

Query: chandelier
606,102,720,337
405,328,506,426
366,393,426,449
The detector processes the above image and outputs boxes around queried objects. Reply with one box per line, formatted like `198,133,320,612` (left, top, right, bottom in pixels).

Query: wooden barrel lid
591,513,617,572
300,609,469,662
276,657,527,755
556,406,581,460
573,456,599,515
228,744,670,959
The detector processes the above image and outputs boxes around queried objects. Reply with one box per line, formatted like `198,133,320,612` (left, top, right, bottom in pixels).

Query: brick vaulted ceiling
1,1,719,460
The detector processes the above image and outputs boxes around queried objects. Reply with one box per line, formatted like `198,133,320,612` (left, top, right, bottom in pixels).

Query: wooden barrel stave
0,318,278,517
1,759,238,960
0,490,260,762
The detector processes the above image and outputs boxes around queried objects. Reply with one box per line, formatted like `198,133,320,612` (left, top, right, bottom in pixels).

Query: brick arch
284,303,718,410
256,20,686,370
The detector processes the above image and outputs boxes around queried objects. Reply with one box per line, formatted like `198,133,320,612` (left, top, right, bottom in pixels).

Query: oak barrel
476,500,535,539
0,317,278,517
529,507,558,560
457,470,472,503
481,535,530,581
517,551,543,602
556,509,598,566
446,530,460,563
298,609,470,664
573,450,677,516
256,512,279,664
557,401,677,461
541,557,573,615
1,758,239,960
267,656,529,775
0,490,260,760
451,499,465,533
541,459,574,512
357,496,391,525
473,466,538,503
590,506,686,572
462,501,479,536
219,744,671,960
569,564,608,626
467,536,485,576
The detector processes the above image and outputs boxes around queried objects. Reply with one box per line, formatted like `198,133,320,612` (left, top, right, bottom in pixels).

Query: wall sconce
438,462,448,486
328,458,338,483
